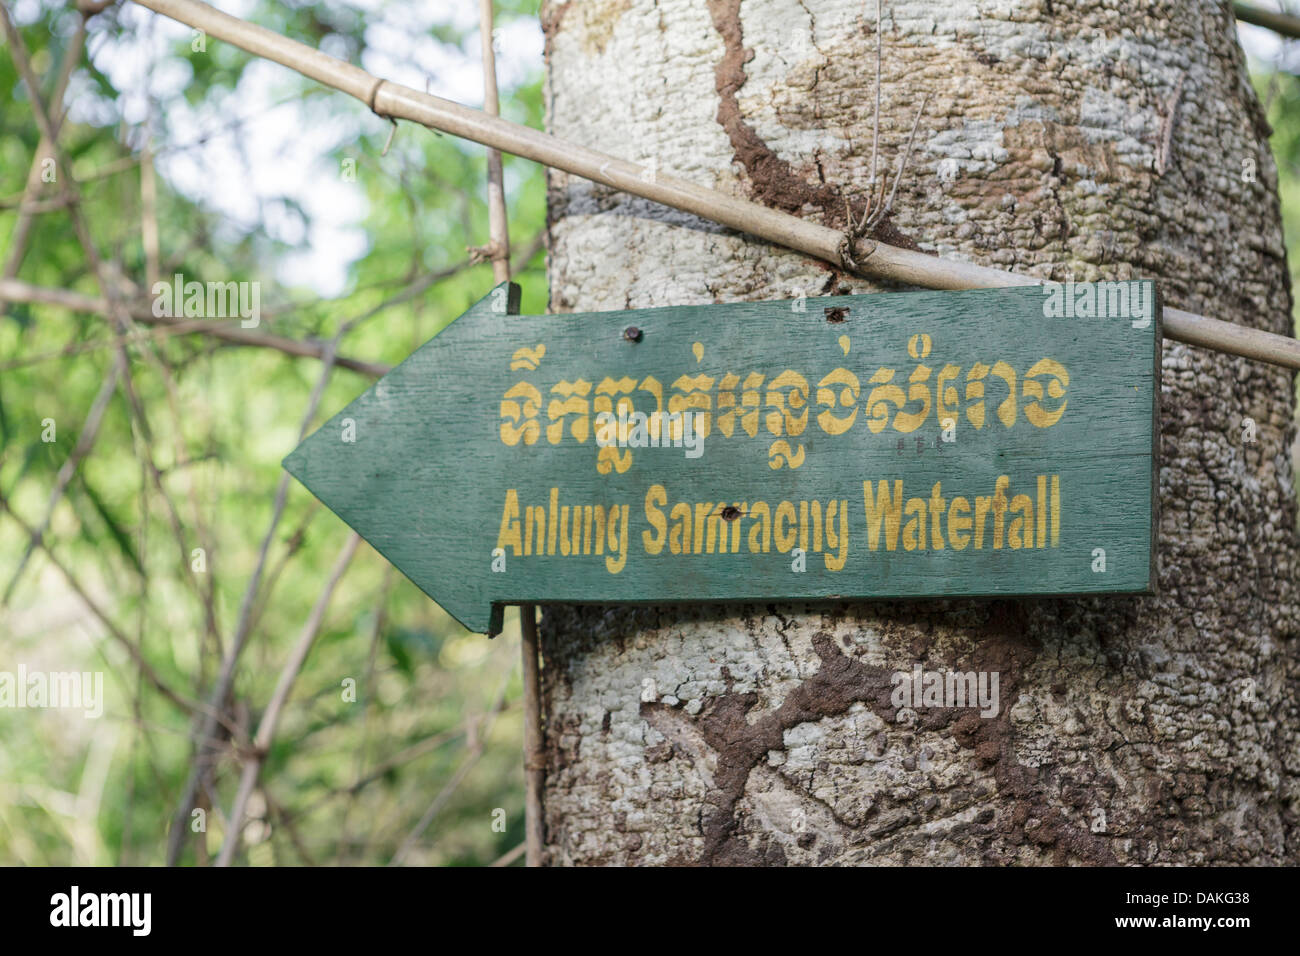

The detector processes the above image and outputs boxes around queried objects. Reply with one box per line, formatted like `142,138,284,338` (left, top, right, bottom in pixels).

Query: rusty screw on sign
623,326,643,342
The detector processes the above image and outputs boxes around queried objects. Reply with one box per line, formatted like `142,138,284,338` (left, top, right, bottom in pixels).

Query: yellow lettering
816,368,860,435
948,496,971,550
606,505,629,573
1036,475,1047,549
902,497,927,551
693,502,716,554
774,501,798,553
863,480,903,551
524,505,545,555
1022,359,1068,428
928,482,945,550
824,499,850,570
669,502,691,555
1051,475,1060,547
547,488,559,555
974,496,991,549
1008,493,1033,549
497,489,523,555
747,501,771,553
643,485,667,555
992,475,1010,548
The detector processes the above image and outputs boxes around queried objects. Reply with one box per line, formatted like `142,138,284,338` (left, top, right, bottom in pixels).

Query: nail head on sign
624,326,643,342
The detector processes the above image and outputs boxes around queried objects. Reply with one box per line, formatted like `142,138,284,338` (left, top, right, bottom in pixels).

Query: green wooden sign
284,280,1160,634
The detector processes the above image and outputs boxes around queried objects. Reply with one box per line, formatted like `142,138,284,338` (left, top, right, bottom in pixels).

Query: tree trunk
539,0,1298,865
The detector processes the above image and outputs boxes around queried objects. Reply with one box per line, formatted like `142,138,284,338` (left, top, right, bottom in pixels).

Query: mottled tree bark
539,0,1298,865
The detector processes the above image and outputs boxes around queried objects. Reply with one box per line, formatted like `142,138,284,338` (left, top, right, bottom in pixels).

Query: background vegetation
0,1,1296,865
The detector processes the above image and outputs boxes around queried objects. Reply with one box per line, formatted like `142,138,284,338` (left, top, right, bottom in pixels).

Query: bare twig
2,195,77,214
0,5,214,654
141,145,162,290
879,91,930,222
479,0,510,285
0,278,391,377
262,787,318,866
122,421,152,865
336,567,393,862
490,842,526,867
1,362,121,606
389,660,514,866
0,493,199,716
3,13,86,280
165,332,344,865
3,87,327,200
474,0,543,870
0,3,137,345
214,532,361,867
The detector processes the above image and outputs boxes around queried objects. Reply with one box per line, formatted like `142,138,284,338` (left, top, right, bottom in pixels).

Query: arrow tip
471,280,521,319
276,280,524,637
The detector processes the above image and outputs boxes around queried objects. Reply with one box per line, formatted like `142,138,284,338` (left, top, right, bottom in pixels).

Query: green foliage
0,0,542,866
1254,69,1300,335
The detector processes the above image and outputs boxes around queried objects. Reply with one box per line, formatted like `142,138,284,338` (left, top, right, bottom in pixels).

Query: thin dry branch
476,0,544,871
1,362,120,606
0,493,199,717
389,658,514,866
883,92,929,219
280,697,519,829
165,332,345,865
0,5,217,648
0,15,216,646
490,842,526,867
336,566,392,861
141,145,162,289
479,0,510,285
3,12,86,280
0,4,137,343
0,278,392,377
214,532,361,867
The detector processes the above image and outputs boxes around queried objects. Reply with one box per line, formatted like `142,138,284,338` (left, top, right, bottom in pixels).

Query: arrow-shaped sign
284,281,1159,634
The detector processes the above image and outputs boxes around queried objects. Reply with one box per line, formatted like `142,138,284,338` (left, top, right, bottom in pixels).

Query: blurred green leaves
0,0,540,866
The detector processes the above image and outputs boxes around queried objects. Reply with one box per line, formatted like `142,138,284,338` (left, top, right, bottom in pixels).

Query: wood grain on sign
283,281,1160,634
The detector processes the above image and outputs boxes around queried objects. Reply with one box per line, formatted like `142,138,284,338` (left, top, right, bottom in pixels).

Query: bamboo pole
479,0,511,286
127,0,1300,372
1235,2,1300,41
